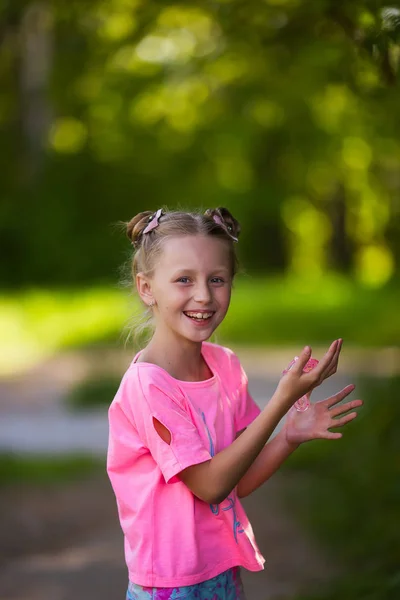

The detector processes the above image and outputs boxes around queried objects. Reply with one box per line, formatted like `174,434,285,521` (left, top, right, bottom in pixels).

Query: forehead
156,235,231,272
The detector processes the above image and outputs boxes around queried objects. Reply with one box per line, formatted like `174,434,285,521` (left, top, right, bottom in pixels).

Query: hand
276,339,342,410
283,385,363,445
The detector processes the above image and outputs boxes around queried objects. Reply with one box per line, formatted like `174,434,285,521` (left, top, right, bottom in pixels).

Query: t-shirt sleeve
121,367,212,484
230,352,261,433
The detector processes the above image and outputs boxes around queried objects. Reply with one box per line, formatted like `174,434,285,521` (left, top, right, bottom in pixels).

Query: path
0,472,338,600
0,346,361,455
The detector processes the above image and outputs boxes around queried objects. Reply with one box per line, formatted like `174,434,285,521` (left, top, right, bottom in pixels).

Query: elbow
198,485,228,506
199,490,223,505
180,476,226,505
209,492,227,505
178,462,233,505
236,485,248,499
204,485,233,505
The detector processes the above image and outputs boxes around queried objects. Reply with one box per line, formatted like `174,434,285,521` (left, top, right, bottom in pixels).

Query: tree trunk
19,2,53,179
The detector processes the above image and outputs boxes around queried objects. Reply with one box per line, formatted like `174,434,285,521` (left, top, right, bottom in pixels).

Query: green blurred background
0,1,399,598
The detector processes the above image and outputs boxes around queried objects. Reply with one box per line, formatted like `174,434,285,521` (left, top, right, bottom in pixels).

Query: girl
107,207,362,600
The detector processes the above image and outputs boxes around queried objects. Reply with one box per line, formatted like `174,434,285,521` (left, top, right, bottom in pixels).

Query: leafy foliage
0,1,399,286
0,453,102,486
67,375,121,410
284,376,400,599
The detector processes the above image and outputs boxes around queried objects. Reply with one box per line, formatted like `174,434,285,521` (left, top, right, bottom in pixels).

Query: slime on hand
283,356,319,412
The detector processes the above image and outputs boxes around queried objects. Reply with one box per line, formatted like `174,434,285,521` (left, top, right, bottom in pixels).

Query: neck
140,329,210,382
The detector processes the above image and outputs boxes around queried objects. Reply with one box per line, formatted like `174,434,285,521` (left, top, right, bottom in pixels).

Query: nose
193,280,213,304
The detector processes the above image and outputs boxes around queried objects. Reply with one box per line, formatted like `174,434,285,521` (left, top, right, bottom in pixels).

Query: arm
179,390,292,505
179,341,342,505
236,429,298,498
236,383,362,498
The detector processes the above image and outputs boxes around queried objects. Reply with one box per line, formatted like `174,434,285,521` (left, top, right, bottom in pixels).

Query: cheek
158,286,187,310
217,286,231,308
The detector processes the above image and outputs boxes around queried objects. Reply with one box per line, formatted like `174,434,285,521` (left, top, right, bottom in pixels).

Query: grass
0,286,133,375
284,376,400,600
218,274,400,347
67,375,121,410
1,275,399,376
0,453,104,487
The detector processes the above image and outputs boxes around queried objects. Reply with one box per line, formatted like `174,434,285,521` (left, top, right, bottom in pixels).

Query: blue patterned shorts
126,567,246,599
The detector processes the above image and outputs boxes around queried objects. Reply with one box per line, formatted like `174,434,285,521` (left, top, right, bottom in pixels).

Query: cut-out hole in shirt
153,417,172,445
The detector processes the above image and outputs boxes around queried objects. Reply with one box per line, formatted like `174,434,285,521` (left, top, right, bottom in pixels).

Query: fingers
323,431,343,440
293,346,312,373
317,387,363,440
330,398,363,418
320,340,339,369
323,338,342,378
325,384,356,408
325,338,343,378
318,411,358,440
331,411,359,428
309,339,340,382
294,339,341,379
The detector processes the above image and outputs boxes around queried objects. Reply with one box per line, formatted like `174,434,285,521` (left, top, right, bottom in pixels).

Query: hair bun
205,207,241,242
126,211,154,247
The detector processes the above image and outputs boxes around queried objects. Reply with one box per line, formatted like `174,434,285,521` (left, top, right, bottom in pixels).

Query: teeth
185,312,213,319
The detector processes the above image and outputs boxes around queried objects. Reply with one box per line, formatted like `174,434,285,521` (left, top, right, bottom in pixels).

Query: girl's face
139,235,233,346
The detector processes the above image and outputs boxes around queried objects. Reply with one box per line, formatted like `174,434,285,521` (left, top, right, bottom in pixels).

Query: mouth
183,311,215,325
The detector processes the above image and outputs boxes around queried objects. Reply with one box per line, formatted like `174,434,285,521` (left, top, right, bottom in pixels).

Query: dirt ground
0,470,338,600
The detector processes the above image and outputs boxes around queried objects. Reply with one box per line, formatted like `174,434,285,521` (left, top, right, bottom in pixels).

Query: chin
179,325,217,344
183,331,212,344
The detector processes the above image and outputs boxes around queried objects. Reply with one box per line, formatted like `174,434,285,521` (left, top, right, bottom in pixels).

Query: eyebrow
171,267,230,276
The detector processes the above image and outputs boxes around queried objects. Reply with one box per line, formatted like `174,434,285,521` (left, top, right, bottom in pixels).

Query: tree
0,0,399,285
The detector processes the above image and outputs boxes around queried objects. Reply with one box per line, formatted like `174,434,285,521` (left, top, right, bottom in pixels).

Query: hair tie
206,208,239,242
143,209,164,234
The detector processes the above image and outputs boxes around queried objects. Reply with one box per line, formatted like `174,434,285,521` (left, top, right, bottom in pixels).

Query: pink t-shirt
107,342,265,587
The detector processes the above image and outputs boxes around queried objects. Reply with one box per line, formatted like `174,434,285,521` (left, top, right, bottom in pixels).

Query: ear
136,273,155,307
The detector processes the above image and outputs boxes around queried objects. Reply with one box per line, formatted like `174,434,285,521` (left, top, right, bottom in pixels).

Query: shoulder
202,342,243,373
127,362,183,393
115,363,185,409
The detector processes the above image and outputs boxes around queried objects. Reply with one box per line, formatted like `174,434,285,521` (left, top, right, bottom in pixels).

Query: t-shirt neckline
131,343,216,387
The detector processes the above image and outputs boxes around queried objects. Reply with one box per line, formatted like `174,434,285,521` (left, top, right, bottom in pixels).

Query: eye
176,276,191,283
210,277,225,284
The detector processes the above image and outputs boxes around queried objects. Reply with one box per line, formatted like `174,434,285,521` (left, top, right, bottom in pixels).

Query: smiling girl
107,207,362,600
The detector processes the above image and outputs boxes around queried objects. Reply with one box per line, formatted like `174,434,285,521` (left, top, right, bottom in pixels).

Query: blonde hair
124,207,241,343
